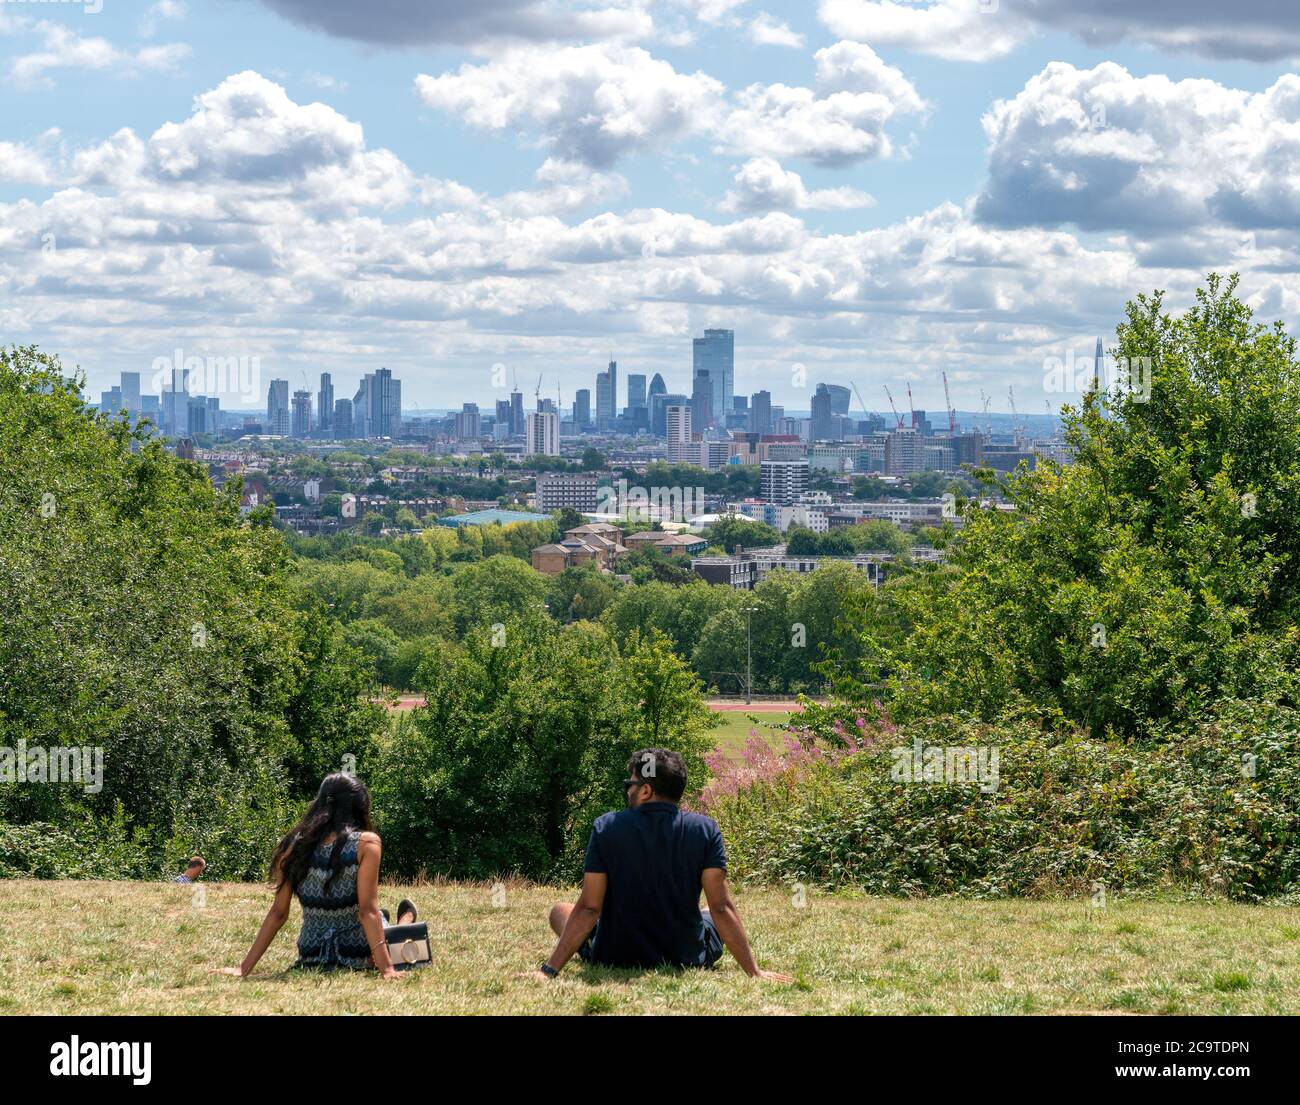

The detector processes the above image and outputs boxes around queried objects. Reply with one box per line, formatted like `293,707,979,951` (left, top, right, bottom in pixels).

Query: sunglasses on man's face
623,778,644,791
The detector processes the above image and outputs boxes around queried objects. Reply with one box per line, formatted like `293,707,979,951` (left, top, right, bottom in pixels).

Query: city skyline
5,4,1298,415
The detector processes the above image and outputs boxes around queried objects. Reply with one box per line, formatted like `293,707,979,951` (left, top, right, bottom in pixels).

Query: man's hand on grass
752,968,795,984
211,966,248,978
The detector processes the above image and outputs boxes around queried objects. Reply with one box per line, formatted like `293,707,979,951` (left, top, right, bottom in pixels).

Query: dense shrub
706,702,1300,901
370,620,714,882
0,346,383,880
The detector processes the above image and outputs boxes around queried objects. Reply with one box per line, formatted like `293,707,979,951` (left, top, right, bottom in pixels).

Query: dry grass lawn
3,880,1300,1015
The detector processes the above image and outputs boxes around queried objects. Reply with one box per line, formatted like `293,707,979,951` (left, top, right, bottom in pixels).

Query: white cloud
715,82,916,166
10,22,190,87
0,137,57,186
721,157,875,211
819,0,1300,64
9,67,1297,413
415,44,724,167
748,13,803,48
818,0,1028,63
976,63,1300,234
416,39,923,169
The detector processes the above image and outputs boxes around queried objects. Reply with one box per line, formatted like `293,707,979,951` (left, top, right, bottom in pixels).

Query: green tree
0,346,382,877
842,275,1300,735
371,619,711,879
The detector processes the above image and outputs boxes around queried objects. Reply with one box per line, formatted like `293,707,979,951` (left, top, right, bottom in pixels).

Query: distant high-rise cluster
99,320,1037,476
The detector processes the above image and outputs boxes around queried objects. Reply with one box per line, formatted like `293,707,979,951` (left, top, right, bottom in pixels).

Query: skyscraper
666,404,692,444
596,362,615,430
750,389,772,434
654,392,687,437
510,389,524,435
825,384,851,416
162,365,191,437
291,390,313,437
120,372,140,421
811,384,834,441
626,373,646,415
377,367,400,438
267,379,289,435
692,369,713,430
333,398,353,439
692,329,733,424
318,373,334,434
526,410,560,456
353,367,401,438
455,403,481,440
574,388,591,429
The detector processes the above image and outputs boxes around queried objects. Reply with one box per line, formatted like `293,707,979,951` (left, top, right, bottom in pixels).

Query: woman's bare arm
356,831,402,980
214,872,294,977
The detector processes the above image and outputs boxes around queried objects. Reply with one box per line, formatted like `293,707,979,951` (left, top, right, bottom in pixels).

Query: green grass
3,880,1300,1015
707,711,798,757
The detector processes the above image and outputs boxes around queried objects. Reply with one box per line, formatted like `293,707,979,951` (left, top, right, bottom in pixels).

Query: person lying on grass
537,747,792,983
213,773,417,981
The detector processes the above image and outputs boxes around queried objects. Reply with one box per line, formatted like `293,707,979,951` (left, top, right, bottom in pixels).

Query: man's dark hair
628,748,687,802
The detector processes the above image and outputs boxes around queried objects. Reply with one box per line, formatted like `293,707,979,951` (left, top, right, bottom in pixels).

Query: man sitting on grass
537,747,792,983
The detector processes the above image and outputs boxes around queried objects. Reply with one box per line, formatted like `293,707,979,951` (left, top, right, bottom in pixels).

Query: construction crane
942,371,956,434
883,385,904,429
1008,386,1022,443
850,381,872,421
980,390,992,437
906,383,916,429
534,373,543,411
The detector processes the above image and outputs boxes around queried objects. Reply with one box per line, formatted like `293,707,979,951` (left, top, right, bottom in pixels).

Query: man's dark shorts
579,914,724,969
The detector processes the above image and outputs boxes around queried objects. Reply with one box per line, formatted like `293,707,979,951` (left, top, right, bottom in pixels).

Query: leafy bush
0,345,383,880
707,702,1300,901
370,620,714,882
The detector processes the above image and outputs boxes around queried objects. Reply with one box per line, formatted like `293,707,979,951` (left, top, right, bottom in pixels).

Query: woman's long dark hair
271,773,374,891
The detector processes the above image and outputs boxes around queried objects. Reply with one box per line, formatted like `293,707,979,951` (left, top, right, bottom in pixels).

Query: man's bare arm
542,872,607,974
701,867,793,983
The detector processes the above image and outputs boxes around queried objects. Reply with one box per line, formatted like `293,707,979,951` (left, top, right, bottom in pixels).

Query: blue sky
3,0,1300,415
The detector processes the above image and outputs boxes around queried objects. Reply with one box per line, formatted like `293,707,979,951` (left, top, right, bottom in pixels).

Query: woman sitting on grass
215,773,415,980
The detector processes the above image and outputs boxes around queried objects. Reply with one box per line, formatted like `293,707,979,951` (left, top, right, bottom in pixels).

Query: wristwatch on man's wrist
539,961,560,978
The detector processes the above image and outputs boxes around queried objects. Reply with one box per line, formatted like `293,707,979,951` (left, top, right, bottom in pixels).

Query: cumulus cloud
748,13,803,48
415,40,923,168
976,63,1300,234
8,65,1297,413
10,22,191,87
416,44,724,167
144,70,413,213
722,157,875,211
715,81,916,166
819,0,1300,64
0,139,57,186
253,0,652,46
818,0,1028,63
